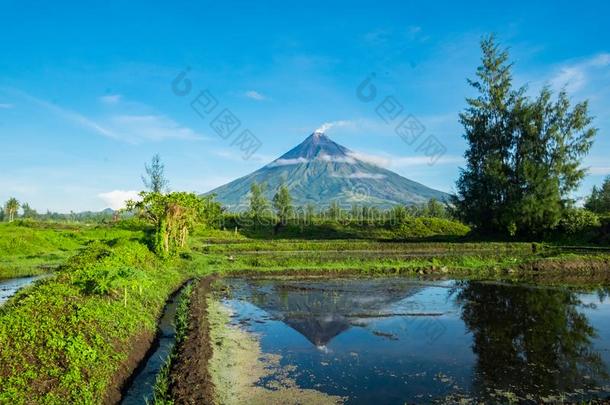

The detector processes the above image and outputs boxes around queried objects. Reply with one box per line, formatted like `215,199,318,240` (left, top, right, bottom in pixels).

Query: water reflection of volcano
229,278,424,346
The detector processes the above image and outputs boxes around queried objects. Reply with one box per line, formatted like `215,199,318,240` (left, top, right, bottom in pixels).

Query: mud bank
168,276,216,404
168,276,343,404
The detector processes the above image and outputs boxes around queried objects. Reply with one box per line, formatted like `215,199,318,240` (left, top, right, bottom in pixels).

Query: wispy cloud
268,157,309,167
109,114,204,142
11,89,204,143
0,103,13,109
589,166,610,175
332,171,386,179
214,149,272,164
99,94,122,104
18,91,122,139
244,90,267,101
550,53,610,93
349,150,463,168
315,120,355,133
98,190,140,210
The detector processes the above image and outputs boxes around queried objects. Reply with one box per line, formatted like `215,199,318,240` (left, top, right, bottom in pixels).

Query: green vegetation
586,175,610,214
454,35,596,237
151,282,194,405
272,182,293,226
142,153,170,194
0,221,143,280
0,236,199,404
126,191,221,256
3,197,20,222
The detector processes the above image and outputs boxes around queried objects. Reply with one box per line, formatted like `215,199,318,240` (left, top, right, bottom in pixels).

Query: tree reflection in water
456,282,609,398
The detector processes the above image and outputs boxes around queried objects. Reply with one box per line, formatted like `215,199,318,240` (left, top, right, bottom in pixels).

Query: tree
305,203,316,225
4,198,20,222
21,202,38,219
142,154,169,194
272,183,293,225
424,198,447,218
126,191,211,256
585,176,610,214
248,182,269,226
455,35,596,236
327,201,343,222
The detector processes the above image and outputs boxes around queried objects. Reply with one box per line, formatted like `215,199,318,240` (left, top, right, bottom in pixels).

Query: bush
557,208,600,235
396,217,470,238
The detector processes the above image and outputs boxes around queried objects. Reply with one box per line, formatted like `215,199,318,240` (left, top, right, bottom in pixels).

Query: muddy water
0,275,45,305
218,277,610,403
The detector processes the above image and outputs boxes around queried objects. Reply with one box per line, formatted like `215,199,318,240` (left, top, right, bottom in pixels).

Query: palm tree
4,198,20,222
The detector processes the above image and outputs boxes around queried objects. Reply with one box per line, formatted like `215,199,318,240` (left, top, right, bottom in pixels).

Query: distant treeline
0,198,117,223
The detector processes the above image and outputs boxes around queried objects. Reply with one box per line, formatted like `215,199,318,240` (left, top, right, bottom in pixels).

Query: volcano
207,131,450,210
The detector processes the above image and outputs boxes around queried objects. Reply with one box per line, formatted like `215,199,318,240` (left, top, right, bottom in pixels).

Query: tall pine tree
455,35,596,236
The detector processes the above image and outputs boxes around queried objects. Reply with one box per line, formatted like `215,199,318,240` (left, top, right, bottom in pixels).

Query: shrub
557,208,600,235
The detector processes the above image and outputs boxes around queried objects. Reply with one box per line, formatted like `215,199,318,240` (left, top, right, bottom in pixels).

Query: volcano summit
207,131,450,210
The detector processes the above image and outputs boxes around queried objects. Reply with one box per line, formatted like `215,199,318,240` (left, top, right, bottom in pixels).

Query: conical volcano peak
279,131,351,160
312,129,327,138
206,130,451,210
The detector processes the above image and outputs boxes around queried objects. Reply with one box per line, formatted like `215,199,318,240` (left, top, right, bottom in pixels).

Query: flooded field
214,277,610,403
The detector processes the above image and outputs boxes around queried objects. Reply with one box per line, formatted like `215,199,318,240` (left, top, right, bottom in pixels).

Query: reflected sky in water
220,278,610,404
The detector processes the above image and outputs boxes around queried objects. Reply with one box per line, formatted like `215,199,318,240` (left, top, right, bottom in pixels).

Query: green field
0,220,609,403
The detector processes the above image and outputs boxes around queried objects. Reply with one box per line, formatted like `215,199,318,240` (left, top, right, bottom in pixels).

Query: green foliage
396,217,471,238
0,240,191,404
585,176,610,214
142,154,170,194
557,208,600,235
21,202,38,219
127,191,218,256
4,197,20,222
248,182,271,225
272,183,293,224
455,35,596,237
0,221,141,280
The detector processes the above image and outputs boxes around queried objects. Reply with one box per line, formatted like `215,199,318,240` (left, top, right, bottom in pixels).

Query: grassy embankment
0,225,207,404
189,228,610,287
0,221,144,280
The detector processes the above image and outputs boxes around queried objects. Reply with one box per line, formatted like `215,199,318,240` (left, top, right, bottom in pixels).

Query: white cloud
347,151,389,166
315,120,354,133
12,89,203,143
16,90,121,139
333,171,386,179
99,94,122,104
268,157,309,167
110,114,204,142
0,103,13,109
244,90,266,101
319,153,357,164
98,190,140,210
348,151,463,168
391,155,464,167
214,149,272,164
589,166,610,175
550,53,610,93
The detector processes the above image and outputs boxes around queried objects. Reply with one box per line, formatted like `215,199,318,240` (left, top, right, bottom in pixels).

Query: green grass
0,238,197,404
0,221,146,280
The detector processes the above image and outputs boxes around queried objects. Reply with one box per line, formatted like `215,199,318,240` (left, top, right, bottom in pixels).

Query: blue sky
1,0,609,212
